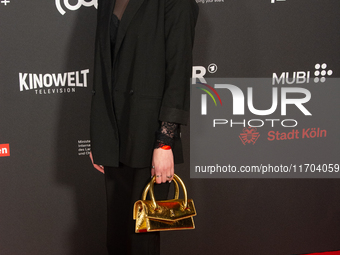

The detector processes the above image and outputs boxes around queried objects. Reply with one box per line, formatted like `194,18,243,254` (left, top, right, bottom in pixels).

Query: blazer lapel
95,0,115,99
113,0,145,64
98,0,116,45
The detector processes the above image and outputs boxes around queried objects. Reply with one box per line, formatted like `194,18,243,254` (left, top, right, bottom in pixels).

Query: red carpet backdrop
0,0,339,254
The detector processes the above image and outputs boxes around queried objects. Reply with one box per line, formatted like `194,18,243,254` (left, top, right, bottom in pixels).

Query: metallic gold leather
173,179,179,200
134,174,196,233
143,175,186,209
142,178,179,207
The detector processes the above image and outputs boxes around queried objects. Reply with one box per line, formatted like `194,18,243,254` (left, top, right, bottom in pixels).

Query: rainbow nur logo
196,82,222,115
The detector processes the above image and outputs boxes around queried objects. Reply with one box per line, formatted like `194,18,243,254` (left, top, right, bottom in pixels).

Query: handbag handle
142,174,188,210
142,177,179,201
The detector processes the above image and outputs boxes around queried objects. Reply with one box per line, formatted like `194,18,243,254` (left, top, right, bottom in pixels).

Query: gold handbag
133,174,196,233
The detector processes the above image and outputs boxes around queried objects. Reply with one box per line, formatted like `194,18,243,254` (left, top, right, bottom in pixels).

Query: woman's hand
151,148,174,184
89,151,105,174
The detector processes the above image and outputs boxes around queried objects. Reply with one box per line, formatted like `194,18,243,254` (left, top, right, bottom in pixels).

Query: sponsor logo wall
1,0,339,254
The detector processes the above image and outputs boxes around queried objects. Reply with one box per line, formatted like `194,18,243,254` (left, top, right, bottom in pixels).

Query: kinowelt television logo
19,69,90,95
56,0,98,15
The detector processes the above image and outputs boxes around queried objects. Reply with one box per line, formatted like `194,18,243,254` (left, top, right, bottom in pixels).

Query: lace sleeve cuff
154,122,179,149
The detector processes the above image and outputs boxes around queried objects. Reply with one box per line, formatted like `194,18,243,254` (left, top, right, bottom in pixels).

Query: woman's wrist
154,121,179,149
159,144,171,150
154,140,172,150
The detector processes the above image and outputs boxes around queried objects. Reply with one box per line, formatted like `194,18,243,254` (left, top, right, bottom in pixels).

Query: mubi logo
272,63,333,85
56,0,98,15
314,63,333,83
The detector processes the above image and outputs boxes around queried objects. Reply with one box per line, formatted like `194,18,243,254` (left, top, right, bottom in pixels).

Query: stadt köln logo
239,127,260,145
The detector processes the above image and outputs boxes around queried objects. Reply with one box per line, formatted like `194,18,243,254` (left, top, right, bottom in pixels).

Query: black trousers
104,163,170,255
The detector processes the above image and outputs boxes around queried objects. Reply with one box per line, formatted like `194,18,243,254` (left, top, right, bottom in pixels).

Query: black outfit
111,14,179,148
104,13,170,255
90,0,199,168
104,163,169,255
91,0,198,254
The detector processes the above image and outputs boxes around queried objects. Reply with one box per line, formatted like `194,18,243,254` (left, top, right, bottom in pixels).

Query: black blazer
90,0,199,168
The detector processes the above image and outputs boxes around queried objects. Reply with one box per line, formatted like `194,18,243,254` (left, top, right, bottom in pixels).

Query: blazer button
129,89,134,95
92,90,96,95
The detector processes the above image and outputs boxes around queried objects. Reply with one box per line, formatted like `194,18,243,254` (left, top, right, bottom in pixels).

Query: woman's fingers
89,151,105,174
151,166,155,178
168,165,174,182
94,164,105,174
161,170,167,183
152,148,174,184
164,161,174,183
154,166,164,184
